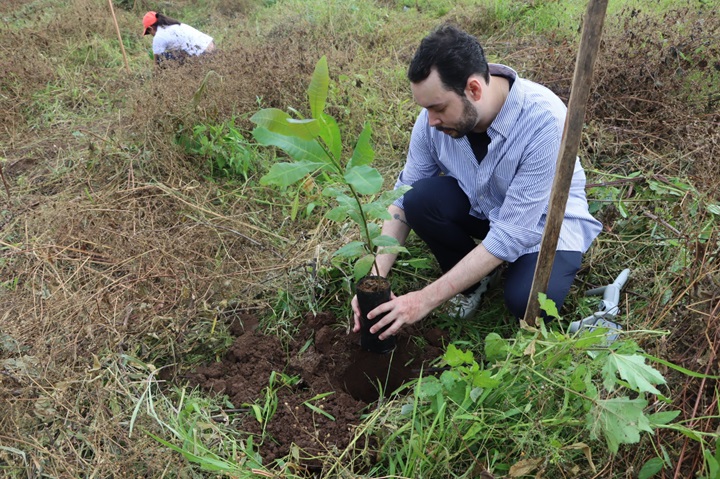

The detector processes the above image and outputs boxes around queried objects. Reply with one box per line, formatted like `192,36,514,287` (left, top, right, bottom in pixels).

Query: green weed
361,303,716,478
179,117,259,180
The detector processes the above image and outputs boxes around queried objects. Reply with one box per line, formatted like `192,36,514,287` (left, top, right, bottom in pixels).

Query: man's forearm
373,205,411,277
421,243,504,310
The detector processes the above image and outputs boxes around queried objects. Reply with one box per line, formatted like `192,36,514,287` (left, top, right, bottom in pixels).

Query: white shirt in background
152,24,214,56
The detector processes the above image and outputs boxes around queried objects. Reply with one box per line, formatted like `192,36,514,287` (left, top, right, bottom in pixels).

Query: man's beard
435,97,478,139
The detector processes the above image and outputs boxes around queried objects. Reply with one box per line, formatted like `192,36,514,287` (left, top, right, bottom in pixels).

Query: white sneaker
448,268,502,319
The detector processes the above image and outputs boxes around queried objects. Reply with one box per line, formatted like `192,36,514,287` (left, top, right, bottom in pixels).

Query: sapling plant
250,56,410,352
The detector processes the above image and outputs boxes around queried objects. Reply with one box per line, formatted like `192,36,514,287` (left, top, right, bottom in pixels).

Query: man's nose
427,111,441,126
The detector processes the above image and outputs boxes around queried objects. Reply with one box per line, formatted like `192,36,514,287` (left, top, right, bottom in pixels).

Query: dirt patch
185,311,448,468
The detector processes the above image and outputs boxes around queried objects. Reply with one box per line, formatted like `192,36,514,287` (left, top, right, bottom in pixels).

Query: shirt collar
488,63,523,139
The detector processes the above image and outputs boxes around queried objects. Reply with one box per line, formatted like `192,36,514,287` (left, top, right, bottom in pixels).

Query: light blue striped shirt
394,64,602,263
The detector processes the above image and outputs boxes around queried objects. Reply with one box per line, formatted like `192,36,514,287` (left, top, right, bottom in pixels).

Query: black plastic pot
356,275,396,354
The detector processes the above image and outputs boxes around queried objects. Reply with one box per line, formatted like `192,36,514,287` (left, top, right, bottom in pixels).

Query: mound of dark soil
184,311,448,467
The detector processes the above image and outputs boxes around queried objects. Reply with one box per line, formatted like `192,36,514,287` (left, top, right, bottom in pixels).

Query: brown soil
185,311,448,468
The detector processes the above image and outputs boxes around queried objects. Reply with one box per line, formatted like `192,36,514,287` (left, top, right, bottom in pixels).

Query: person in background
142,11,215,65
352,24,602,339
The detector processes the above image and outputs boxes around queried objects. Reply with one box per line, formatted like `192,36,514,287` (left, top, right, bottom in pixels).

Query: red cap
142,11,157,35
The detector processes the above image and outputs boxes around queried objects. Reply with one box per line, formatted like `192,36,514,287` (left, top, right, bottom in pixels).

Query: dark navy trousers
403,176,581,319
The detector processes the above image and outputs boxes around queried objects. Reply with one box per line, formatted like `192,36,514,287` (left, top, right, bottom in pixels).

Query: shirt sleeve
392,110,442,210
481,117,559,262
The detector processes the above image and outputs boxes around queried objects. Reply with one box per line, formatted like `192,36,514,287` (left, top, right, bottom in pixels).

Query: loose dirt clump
185,311,448,467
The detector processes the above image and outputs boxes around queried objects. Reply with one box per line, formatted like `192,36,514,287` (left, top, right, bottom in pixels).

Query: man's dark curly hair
408,24,490,96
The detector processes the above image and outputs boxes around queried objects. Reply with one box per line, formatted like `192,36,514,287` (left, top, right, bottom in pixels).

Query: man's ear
466,77,484,101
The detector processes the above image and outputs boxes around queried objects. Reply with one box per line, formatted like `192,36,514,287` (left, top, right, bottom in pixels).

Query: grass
1,0,719,477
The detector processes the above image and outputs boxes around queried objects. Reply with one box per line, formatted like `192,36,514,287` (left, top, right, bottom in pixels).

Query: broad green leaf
707,203,720,216
444,344,475,367
372,235,400,247
705,448,720,479
366,222,381,239
471,369,500,388
325,205,349,222
333,241,367,258
253,127,331,166
345,165,383,195
647,410,680,426
484,333,508,362
308,56,329,119
319,113,342,161
322,185,349,197
363,202,393,221
250,109,320,140
353,254,375,281
469,387,484,403
638,457,664,479
348,122,374,168
440,370,467,405
570,364,588,393
260,161,325,187
602,353,666,394
587,397,652,453
327,192,363,224
376,245,408,256
416,376,442,399
538,292,560,319
378,185,412,204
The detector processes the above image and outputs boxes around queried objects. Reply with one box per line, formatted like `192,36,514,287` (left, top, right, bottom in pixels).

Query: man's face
411,69,479,138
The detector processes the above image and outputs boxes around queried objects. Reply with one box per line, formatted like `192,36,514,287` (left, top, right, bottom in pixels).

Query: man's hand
355,290,435,340
351,292,398,333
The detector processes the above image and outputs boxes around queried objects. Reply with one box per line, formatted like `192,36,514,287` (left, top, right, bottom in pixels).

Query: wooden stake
522,0,609,326
108,0,131,74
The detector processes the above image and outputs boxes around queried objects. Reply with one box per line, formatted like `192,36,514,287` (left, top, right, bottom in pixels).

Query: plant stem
316,136,380,276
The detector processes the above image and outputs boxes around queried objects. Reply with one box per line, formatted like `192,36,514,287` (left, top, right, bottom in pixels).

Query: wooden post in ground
522,0,609,326
108,0,131,74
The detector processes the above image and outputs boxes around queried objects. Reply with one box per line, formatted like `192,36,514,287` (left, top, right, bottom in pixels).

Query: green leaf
325,205,349,222
416,376,442,399
587,397,652,453
345,165,383,195
647,410,680,426
705,448,720,479
642,353,720,379
260,161,325,187
348,122,374,168
333,241,367,258
372,235,400,247
638,457,664,479
538,292,560,319
319,113,342,161
602,353,666,394
484,333,508,362
308,56,329,119
444,344,475,367
376,245,408,256
366,222,381,239
363,202,394,222
379,185,412,204
440,370,467,405
250,109,320,140
471,369,500,388
353,255,375,281
253,127,330,166
570,364,588,393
